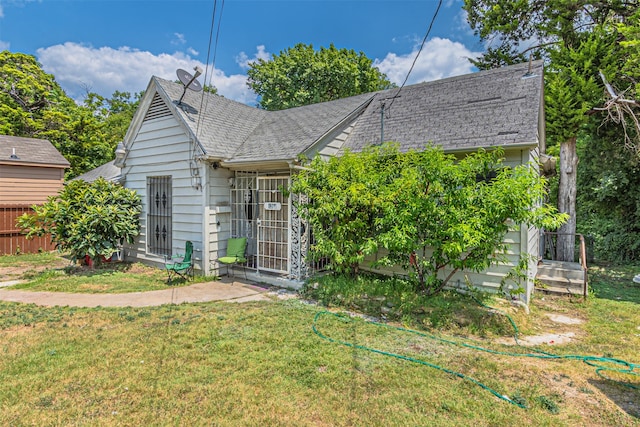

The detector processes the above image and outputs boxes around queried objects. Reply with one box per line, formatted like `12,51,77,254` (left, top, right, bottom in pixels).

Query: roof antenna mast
176,66,204,104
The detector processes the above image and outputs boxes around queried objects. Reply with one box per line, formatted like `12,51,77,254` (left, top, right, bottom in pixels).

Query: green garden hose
312,302,639,409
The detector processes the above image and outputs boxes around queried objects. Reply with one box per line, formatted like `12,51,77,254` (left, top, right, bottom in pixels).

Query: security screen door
257,176,289,273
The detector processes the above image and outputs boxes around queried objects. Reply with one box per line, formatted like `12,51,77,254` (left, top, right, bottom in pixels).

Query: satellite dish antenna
176,66,203,104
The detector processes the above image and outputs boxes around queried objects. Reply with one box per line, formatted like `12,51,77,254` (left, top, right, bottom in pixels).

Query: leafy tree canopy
291,144,566,297
0,51,73,138
0,51,140,179
577,122,640,262
463,1,639,261
247,43,395,111
463,0,637,146
17,178,142,265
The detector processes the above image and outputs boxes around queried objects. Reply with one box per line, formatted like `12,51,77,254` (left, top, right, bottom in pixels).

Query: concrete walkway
0,280,273,308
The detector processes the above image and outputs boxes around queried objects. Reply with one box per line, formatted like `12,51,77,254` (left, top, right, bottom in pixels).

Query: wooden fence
0,205,55,255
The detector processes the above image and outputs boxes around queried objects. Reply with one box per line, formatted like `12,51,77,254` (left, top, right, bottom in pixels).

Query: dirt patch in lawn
0,257,70,282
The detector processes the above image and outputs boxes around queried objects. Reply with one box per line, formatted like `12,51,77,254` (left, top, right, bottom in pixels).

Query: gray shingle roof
343,60,544,153
154,78,267,159
73,160,121,183
0,135,70,167
150,61,543,163
231,93,374,162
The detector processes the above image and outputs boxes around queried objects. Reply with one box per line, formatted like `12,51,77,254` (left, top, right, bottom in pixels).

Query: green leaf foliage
577,125,640,262
463,0,640,261
246,43,395,111
617,9,640,95
291,144,566,296
16,178,142,264
0,51,140,179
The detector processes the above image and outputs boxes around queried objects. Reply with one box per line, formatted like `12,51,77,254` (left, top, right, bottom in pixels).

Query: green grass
1,252,216,293
0,255,638,425
0,251,63,267
302,273,531,337
0,298,637,426
588,262,640,303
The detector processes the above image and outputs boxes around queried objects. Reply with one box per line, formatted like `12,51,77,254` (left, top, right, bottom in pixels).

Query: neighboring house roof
0,135,70,168
73,160,121,183
125,60,543,166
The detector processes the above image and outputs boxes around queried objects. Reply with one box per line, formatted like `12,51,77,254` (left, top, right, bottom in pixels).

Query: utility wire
386,0,443,114
196,0,225,141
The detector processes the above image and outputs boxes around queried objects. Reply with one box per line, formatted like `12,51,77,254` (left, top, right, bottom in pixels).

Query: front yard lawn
0,253,214,293
0,253,638,425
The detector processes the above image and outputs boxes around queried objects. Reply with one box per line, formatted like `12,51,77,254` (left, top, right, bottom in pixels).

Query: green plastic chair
218,237,247,280
165,241,194,284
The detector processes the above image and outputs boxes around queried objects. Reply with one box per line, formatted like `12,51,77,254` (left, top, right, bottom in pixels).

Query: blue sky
0,0,483,105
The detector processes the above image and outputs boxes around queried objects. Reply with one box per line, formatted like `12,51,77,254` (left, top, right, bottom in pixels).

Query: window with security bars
147,176,172,256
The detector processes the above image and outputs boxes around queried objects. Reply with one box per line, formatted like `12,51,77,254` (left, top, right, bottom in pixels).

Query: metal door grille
147,176,172,256
257,176,290,273
231,172,258,268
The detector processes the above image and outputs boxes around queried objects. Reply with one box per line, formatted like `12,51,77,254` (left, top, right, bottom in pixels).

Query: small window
147,176,172,256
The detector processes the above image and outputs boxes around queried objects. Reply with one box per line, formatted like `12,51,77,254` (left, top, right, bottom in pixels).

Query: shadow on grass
588,378,640,419
303,273,523,337
588,263,640,304
62,261,135,278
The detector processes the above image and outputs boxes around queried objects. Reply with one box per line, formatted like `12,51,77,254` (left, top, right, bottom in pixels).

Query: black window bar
147,176,172,256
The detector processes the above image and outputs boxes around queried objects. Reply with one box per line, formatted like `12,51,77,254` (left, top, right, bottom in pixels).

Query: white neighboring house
107,61,546,302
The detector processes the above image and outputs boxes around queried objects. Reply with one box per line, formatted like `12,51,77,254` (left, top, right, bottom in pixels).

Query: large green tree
463,0,638,261
292,144,566,296
246,43,394,111
577,124,640,261
0,51,140,178
81,90,141,172
0,51,71,138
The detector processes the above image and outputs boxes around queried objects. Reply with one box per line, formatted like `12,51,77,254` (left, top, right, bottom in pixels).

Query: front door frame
256,175,290,274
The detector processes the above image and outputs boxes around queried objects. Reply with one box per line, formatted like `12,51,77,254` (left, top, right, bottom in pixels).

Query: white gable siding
123,114,205,270
316,123,355,160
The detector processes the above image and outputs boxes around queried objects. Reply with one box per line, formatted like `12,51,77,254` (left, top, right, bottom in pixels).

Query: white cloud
374,37,480,86
172,33,186,45
206,68,259,105
235,45,270,69
456,10,476,38
34,41,479,108
0,4,4,18
0,40,9,51
36,42,258,105
187,47,199,56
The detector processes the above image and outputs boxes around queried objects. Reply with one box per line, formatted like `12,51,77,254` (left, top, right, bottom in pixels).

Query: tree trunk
556,137,578,261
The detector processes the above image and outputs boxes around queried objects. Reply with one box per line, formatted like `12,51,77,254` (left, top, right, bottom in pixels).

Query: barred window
147,176,172,256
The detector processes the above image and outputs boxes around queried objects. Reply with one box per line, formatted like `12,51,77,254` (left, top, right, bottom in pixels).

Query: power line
196,0,225,141
386,0,443,114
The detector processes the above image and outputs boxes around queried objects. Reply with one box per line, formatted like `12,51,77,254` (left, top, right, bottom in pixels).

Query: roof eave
0,160,69,168
219,158,295,171
442,140,540,154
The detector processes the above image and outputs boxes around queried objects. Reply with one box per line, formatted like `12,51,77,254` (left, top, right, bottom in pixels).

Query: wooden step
537,264,585,281
535,283,585,296
535,274,584,289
